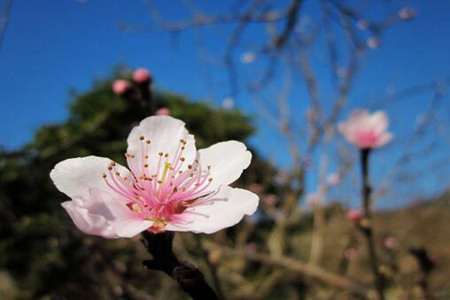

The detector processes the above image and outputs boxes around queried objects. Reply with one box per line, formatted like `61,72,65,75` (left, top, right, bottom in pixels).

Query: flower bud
155,107,170,116
132,68,152,83
367,37,381,49
383,237,398,250
327,173,341,186
357,19,370,30
399,7,416,20
347,210,363,224
113,80,131,95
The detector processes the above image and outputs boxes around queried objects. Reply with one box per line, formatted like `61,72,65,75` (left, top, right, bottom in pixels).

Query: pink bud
357,19,370,30
327,173,341,186
155,107,170,116
367,37,381,49
347,210,363,223
383,237,398,249
263,194,278,206
399,7,416,20
248,183,263,195
306,193,322,205
113,80,131,95
132,68,152,83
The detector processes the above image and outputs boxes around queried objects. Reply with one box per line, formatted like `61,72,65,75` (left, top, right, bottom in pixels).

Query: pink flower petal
62,200,120,238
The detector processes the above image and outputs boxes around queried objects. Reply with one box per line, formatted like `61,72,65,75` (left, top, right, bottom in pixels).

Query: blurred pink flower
113,80,131,95
50,116,259,238
399,7,416,20
263,194,278,206
338,109,393,149
383,237,398,249
240,52,256,64
155,107,170,116
357,19,370,30
132,68,152,83
248,183,263,195
347,210,363,224
367,37,381,49
306,192,322,205
327,173,341,186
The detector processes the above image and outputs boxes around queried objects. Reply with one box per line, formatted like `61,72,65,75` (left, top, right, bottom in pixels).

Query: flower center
355,129,378,148
102,137,219,233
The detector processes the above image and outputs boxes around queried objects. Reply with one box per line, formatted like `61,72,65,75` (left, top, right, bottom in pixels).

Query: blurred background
0,0,449,299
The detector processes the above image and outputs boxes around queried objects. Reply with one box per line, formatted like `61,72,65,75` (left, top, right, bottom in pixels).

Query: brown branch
0,0,13,50
203,241,369,297
360,149,385,300
142,232,219,300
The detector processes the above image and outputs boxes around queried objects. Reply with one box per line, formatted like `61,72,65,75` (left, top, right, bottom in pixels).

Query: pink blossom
383,237,398,249
338,109,393,149
367,37,381,49
357,19,370,30
50,116,259,238
263,194,277,206
155,108,170,116
399,7,416,20
347,210,363,224
306,192,322,205
327,173,340,186
113,80,131,95
132,68,152,83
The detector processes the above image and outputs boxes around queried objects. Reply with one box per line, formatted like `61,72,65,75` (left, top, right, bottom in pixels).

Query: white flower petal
369,111,389,134
112,217,153,238
375,132,393,148
197,141,252,190
62,200,120,238
50,156,129,199
166,186,259,234
126,116,196,176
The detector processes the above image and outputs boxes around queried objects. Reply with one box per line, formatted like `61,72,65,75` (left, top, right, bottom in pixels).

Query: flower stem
142,232,219,300
360,149,385,300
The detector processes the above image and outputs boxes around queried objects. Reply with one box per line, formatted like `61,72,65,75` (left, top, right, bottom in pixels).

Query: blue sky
1,0,449,207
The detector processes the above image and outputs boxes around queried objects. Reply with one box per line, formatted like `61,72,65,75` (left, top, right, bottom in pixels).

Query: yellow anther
130,203,142,213
102,174,107,178
159,152,163,156
146,140,151,144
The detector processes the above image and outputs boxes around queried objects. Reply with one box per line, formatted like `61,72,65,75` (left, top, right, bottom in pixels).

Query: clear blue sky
1,0,449,207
